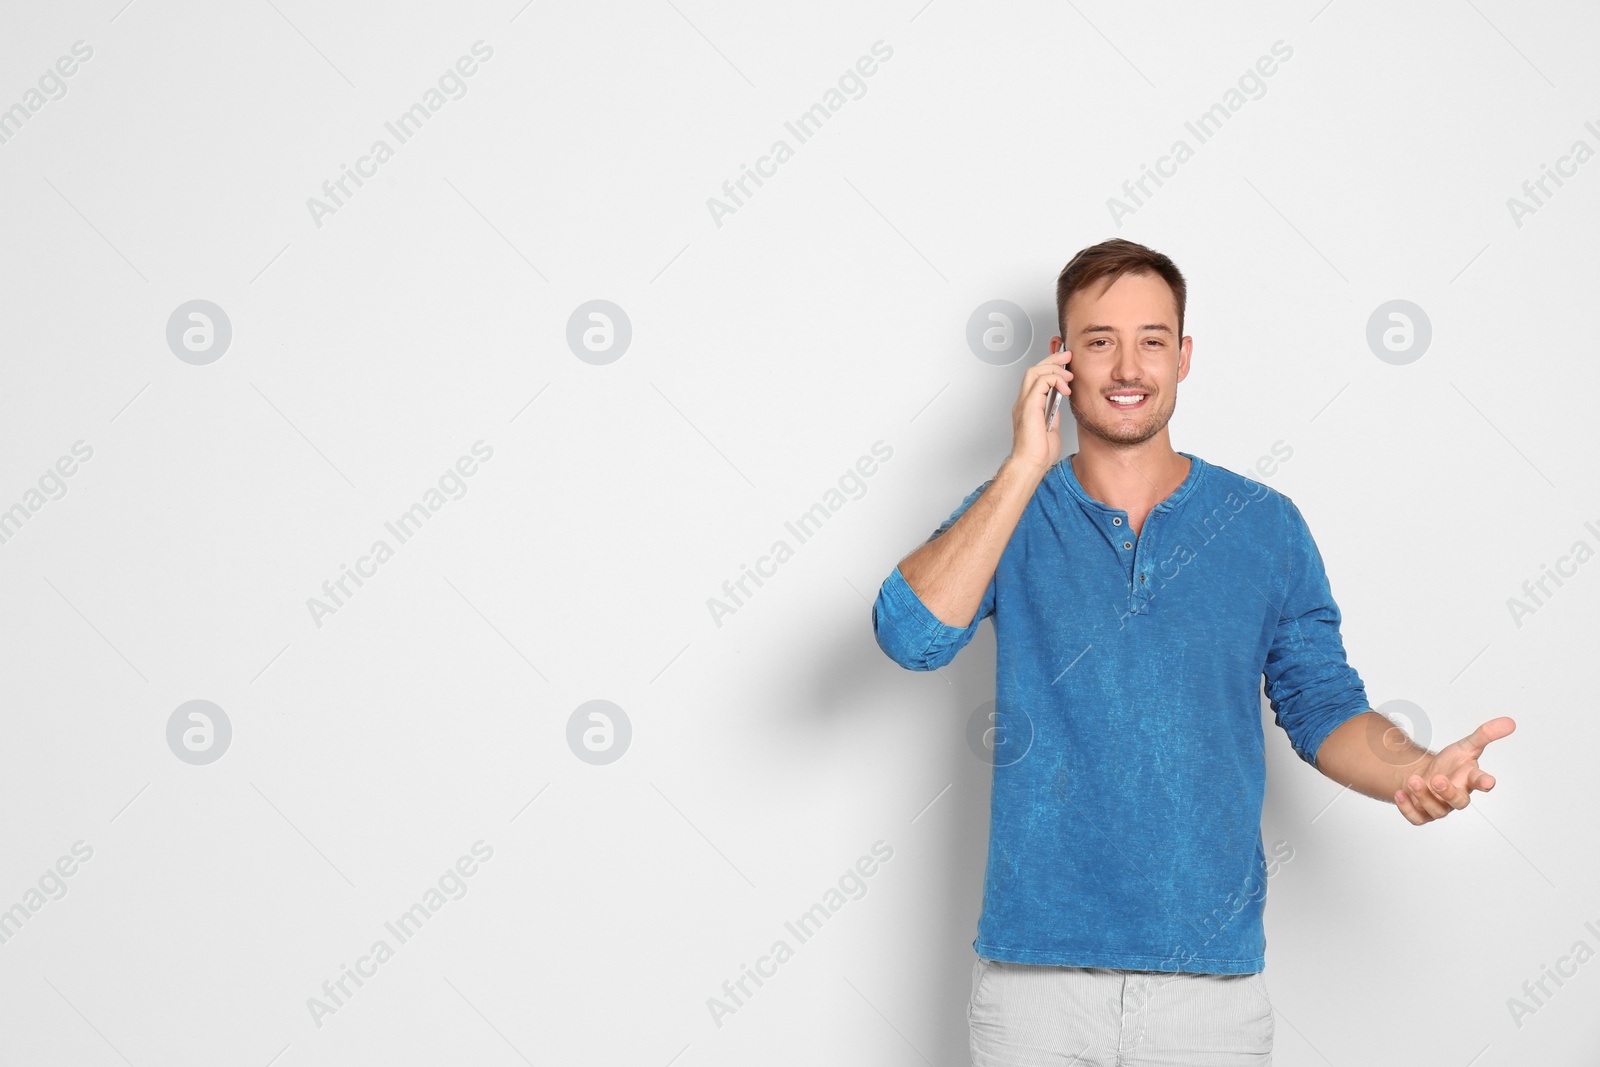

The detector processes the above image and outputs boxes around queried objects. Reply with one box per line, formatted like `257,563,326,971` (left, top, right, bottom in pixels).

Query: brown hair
1055,238,1187,342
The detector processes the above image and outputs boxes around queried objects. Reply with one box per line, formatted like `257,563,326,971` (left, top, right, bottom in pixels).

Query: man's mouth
1106,390,1150,410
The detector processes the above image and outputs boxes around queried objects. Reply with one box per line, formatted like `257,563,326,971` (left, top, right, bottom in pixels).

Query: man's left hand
1394,716,1516,825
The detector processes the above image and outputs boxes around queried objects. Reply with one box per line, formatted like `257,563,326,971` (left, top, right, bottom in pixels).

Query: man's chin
1075,417,1163,446
1071,401,1175,446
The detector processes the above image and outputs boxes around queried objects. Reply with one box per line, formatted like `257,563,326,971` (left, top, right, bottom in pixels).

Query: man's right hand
894,350,1069,630
1009,349,1072,476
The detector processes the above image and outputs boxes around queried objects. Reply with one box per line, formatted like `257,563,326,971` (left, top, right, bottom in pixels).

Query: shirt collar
1052,450,1207,516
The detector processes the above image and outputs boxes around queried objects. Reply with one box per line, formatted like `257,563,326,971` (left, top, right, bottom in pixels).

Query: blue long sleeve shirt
871,451,1370,974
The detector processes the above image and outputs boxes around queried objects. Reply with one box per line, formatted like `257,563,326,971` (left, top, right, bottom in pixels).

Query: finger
1413,776,1452,817
1427,773,1469,811
1039,354,1074,390
1032,369,1072,404
1023,361,1071,396
1398,783,1438,822
1035,376,1069,408
1394,788,1428,825
1406,776,1450,819
1471,770,1496,792
1457,716,1517,757
1017,365,1058,408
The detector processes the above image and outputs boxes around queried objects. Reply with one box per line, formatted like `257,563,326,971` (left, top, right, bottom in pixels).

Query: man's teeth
1108,394,1146,405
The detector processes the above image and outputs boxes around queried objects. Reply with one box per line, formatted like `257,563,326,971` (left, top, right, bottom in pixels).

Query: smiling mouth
1106,391,1150,410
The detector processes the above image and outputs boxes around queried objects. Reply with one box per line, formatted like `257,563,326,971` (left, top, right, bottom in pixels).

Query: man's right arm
870,458,1047,671
898,458,1046,627
870,346,1072,671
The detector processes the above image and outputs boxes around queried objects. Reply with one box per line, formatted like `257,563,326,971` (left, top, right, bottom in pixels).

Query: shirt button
1139,574,1147,582
1122,541,1133,550
1112,517,1123,526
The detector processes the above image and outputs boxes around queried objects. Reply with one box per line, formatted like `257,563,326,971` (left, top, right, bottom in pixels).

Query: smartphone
1045,352,1068,431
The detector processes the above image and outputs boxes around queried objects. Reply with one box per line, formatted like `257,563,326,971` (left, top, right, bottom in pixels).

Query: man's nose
1111,342,1141,381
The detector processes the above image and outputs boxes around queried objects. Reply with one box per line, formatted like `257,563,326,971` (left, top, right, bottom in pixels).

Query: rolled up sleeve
871,479,997,671
872,564,995,670
1262,500,1371,768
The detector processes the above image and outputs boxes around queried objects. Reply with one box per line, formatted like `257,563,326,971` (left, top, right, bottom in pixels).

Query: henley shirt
871,451,1371,974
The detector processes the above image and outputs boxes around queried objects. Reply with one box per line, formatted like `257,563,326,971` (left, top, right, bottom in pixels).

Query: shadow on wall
797,578,1002,1054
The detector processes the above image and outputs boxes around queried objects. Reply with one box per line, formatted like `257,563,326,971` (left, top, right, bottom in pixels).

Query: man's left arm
1262,499,1515,825
1315,711,1515,825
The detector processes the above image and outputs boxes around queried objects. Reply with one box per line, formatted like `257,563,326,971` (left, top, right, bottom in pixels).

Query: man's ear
1176,335,1193,383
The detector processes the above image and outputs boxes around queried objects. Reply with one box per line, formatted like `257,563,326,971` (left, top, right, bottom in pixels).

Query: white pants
969,956,1274,1066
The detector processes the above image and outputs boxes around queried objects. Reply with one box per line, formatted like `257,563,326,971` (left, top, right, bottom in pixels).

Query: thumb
1460,716,1516,756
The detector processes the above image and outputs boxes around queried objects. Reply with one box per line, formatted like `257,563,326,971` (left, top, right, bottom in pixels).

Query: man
870,238,1515,1065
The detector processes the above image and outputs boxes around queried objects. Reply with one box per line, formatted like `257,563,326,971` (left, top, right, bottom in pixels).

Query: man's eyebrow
1079,323,1174,334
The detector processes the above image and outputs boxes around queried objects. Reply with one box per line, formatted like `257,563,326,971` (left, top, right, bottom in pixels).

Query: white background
0,1,1593,1064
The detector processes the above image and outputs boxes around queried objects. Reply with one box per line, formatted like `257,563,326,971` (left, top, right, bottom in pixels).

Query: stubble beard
1069,389,1177,447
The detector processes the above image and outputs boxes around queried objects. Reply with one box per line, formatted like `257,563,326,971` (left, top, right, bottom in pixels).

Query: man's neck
1069,434,1191,518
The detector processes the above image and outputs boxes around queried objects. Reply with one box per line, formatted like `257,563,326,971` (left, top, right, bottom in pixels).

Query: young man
870,238,1515,1065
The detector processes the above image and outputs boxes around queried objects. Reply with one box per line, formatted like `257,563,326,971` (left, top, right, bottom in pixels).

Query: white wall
0,1,1591,1064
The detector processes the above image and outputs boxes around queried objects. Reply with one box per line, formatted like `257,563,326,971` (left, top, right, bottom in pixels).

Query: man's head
1052,238,1191,448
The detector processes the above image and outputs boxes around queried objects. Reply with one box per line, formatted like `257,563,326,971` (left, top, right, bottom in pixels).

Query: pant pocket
1250,971,1274,1052
968,956,994,1021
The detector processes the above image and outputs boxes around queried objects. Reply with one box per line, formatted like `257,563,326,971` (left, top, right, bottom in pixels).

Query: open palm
1395,716,1516,825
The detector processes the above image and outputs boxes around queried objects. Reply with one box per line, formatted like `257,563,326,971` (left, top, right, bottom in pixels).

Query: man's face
1053,271,1191,447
